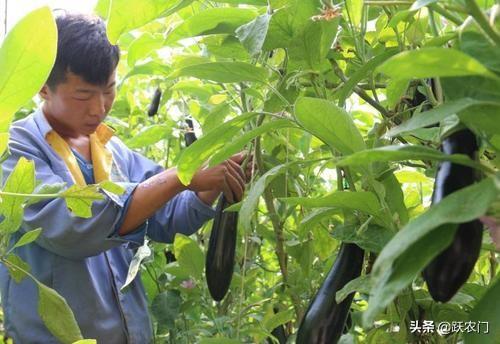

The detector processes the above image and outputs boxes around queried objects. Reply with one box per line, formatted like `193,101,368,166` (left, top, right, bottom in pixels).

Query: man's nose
89,93,106,117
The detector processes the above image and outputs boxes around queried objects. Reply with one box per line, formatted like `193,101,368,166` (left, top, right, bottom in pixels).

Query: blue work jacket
0,108,215,343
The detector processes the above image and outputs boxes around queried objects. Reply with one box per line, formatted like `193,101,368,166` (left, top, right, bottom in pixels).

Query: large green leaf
364,178,498,326
151,290,182,332
4,254,30,283
336,145,486,171
12,228,43,250
169,62,269,84
0,157,36,234
239,159,321,234
0,7,57,131
166,8,257,44
387,98,500,137
376,48,499,80
60,185,105,218
364,224,458,326
345,0,364,27
331,224,394,254
125,124,171,149
294,97,365,155
283,191,382,219
173,234,204,280
464,277,500,344
236,13,272,56
121,239,151,291
334,49,398,104
208,119,297,167
177,113,257,185
38,282,83,343
106,0,194,44
127,33,164,67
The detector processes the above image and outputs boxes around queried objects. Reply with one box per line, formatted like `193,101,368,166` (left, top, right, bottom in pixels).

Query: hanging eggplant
423,128,482,302
267,324,287,344
296,243,364,344
184,119,197,147
147,87,162,117
205,194,238,301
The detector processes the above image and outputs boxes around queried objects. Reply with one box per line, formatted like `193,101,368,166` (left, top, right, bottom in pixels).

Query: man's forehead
65,71,116,90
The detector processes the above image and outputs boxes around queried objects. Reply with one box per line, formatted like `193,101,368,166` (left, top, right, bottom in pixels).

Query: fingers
227,159,245,184
224,161,245,202
229,151,246,165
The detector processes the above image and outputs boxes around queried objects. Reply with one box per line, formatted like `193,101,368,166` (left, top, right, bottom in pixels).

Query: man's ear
39,84,50,101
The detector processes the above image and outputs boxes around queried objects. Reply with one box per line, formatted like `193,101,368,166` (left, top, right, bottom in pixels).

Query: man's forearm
118,168,187,235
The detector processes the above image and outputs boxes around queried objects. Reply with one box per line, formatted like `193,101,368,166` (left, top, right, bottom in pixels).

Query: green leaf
121,239,151,291
106,0,194,44
177,113,257,185
125,124,171,149
376,48,499,80
5,253,30,283
121,61,171,84
166,8,257,44
386,78,409,108
60,185,104,218
208,119,297,167
127,33,164,67
463,277,500,344
336,274,372,303
236,13,272,56
364,178,498,326
173,234,204,280
26,182,66,206
240,159,321,234
346,0,364,27
263,309,294,332
331,224,394,254
410,0,438,11
94,0,110,18
0,157,36,234
72,340,97,344
199,339,241,344
336,145,486,171
38,282,83,343
98,181,126,196
211,0,267,4
283,191,382,219
0,132,9,156
387,98,500,137
12,228,43,249
0,7,57,131
151,290,182,332
334,49,398,104
364,224,457,327
294,97,365,155
169,62,269,84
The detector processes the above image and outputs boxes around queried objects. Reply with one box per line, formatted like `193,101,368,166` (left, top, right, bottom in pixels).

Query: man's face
41,71,116,137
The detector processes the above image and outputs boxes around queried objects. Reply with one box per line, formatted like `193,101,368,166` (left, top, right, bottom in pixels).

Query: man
0,13,249,343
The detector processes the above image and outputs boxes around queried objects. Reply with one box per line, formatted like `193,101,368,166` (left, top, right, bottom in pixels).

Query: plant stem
365,1,412,5
429,3,463,25
464,0,500,45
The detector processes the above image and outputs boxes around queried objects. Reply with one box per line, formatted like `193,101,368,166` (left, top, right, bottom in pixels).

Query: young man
0,13,248,343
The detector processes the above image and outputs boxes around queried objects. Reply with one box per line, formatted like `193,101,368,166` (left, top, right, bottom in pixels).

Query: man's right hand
188,153,248,204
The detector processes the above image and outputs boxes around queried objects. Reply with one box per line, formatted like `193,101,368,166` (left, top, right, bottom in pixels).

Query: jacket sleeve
112,138,216,243
1,126,145,259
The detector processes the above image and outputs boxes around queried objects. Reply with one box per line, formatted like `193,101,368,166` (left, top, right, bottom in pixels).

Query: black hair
46,12,120,89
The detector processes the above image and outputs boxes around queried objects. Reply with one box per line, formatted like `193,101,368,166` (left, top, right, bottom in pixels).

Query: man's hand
189,152,254,204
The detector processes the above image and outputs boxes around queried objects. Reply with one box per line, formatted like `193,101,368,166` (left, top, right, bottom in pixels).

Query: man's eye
74,97,91,101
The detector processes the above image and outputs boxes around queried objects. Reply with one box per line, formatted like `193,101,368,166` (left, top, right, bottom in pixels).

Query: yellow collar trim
45,123,115,186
